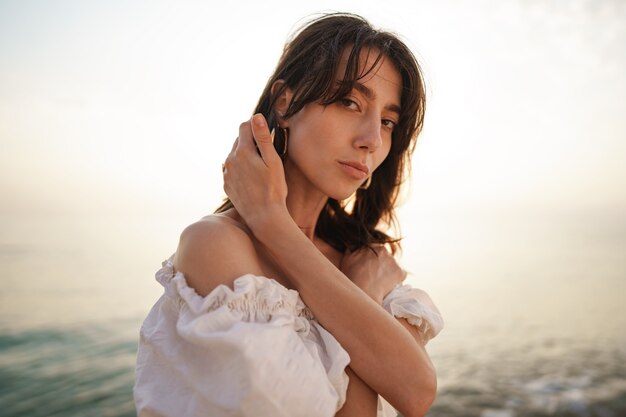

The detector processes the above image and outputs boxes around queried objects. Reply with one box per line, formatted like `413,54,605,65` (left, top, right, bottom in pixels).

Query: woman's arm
337,249,435,417
223,115,436,417
254,215,435,416
336,366,378,417
340,247,432,349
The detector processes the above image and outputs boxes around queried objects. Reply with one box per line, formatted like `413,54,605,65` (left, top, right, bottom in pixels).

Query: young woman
134,13,443,417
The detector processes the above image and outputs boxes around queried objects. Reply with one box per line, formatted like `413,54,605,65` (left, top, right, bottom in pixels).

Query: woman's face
282,48,402,201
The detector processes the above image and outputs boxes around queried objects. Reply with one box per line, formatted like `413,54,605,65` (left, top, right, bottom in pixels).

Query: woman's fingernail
253,114,266,128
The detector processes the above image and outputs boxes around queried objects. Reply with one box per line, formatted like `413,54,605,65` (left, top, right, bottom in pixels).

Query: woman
134,13,443,417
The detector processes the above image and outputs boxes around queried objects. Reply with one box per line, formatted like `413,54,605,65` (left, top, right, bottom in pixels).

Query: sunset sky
1,0,624,252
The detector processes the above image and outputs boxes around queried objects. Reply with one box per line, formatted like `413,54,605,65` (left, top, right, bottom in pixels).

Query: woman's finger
222,136,239,173
250,113,280,167
237,121,256,155
230,136,239,154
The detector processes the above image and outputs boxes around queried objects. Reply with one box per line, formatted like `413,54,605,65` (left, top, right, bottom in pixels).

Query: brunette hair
216,12,426,254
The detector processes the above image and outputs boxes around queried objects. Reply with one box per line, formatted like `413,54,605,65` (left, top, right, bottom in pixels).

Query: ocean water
0,323,137,417
1,211,625,417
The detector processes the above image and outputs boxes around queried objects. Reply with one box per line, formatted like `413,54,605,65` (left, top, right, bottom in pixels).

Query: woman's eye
382,119,397,130
340,98,359,110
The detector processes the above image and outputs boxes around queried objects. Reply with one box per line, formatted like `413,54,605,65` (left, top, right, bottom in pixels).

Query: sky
0,0,625,264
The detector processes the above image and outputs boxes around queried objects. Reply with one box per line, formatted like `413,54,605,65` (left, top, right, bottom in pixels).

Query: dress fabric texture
134,256,444,417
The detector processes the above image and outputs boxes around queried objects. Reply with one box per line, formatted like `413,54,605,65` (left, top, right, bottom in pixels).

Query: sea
1,208,625,417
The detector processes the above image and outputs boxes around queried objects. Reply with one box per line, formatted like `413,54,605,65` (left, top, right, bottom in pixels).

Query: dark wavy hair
216,13,426,254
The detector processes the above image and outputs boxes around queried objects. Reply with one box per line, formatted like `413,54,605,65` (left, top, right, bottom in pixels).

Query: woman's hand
222,114,289,232
339,246,407,305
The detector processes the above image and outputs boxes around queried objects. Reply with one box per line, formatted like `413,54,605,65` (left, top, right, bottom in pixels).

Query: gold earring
360,176,372,190
279,128,288,157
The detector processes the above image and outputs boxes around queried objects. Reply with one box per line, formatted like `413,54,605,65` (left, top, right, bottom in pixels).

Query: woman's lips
338,160,369,180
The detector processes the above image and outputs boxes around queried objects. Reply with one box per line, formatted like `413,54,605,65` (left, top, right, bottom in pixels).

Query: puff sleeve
375,284,443,417
134,259,350,417
382,284,444,344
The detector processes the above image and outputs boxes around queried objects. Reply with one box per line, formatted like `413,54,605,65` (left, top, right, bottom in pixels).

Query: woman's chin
327,187,360,202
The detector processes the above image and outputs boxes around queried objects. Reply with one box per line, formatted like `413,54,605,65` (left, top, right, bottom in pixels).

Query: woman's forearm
336,366,378,417
252,208,436,417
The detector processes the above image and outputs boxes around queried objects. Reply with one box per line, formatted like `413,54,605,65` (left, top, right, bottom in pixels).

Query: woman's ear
271,80,293,127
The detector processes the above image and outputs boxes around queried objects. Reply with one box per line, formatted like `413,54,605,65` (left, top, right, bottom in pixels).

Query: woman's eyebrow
353,82,401,116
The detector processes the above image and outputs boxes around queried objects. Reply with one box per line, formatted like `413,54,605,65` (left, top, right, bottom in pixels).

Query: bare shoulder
173,215,264,297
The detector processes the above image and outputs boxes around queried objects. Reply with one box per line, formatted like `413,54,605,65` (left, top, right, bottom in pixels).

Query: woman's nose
355,117,382,152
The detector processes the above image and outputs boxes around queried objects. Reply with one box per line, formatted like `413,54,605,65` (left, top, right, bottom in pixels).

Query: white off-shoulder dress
134,256,443,417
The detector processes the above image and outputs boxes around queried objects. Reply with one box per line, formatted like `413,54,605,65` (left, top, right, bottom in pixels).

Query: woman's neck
285,183,327,241
283,161,329,241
